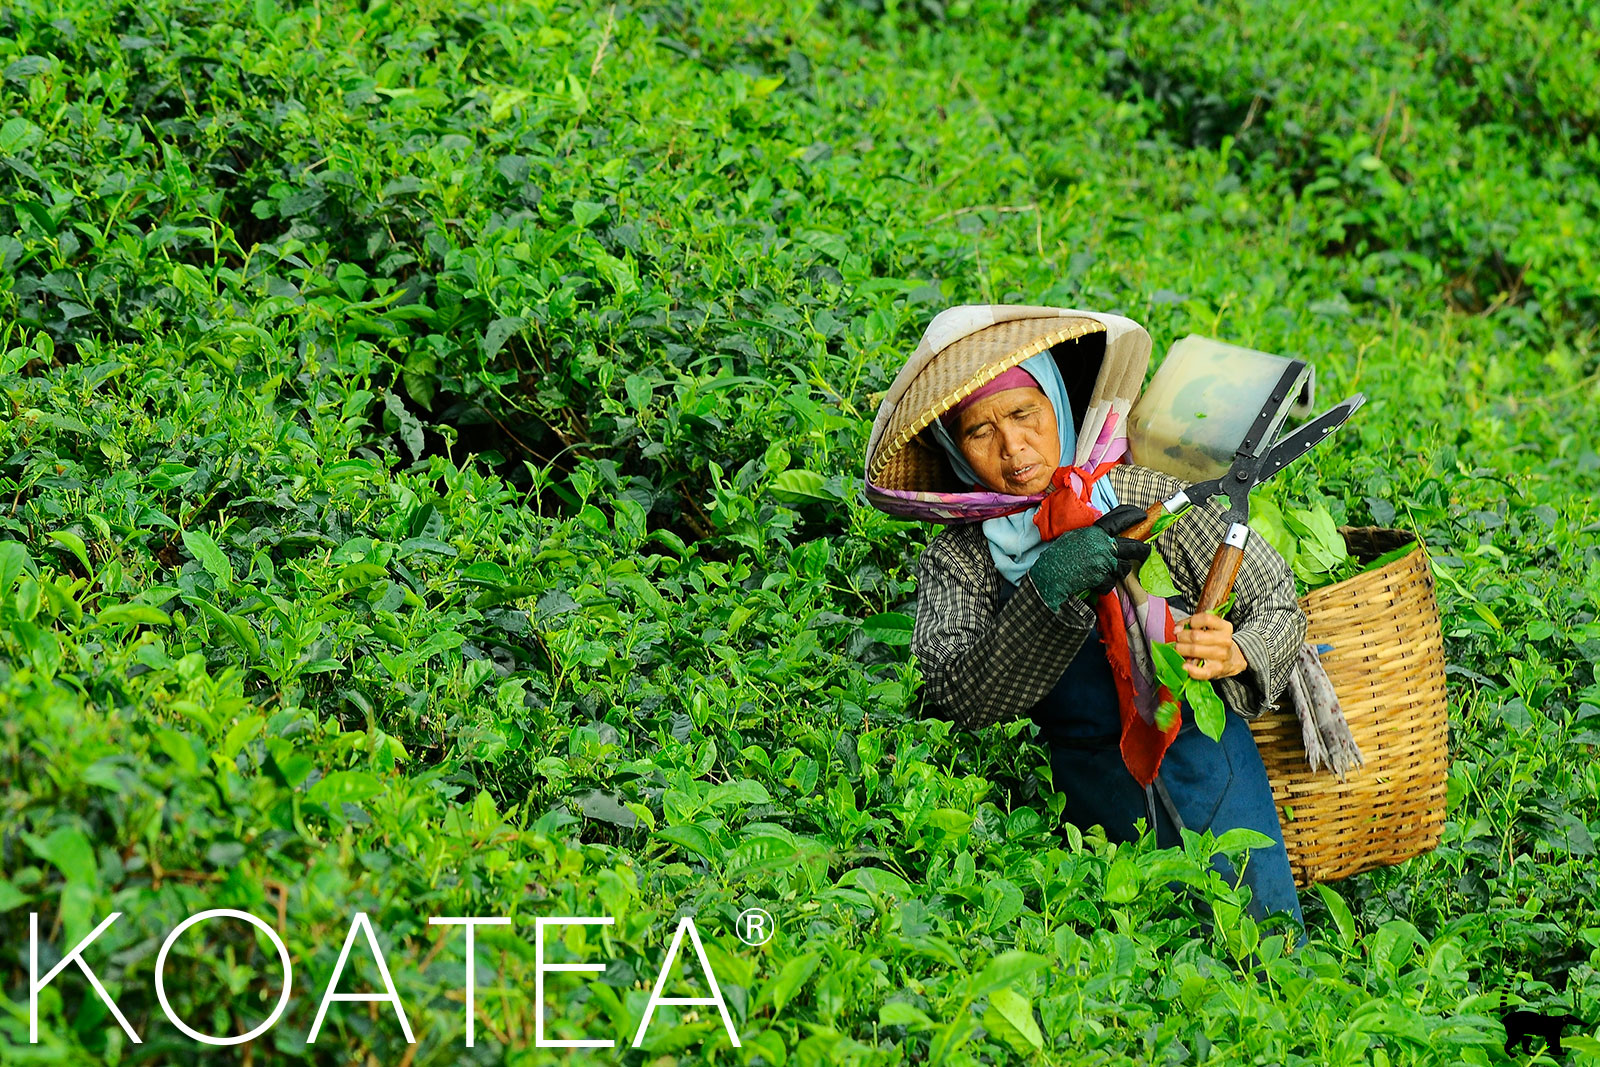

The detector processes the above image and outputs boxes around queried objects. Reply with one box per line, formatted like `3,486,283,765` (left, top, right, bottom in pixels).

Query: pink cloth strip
940,365,1041,428
1086,411,1124,468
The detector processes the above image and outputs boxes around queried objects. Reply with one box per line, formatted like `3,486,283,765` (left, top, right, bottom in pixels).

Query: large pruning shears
1120,359,1366,649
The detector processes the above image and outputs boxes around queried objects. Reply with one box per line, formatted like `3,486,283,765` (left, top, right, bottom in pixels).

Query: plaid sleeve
911,525,1097,731
1108,465,1308,719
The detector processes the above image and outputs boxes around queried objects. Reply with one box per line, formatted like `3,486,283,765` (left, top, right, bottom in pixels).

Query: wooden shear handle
1122,490,1195,542
1185,523,1250,666
1195,541,1245,615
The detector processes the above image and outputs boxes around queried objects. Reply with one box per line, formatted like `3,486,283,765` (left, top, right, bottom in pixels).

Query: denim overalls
1002,582,1307,945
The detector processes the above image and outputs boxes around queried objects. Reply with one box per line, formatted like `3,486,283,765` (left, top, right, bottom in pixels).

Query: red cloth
1034,463,1181,787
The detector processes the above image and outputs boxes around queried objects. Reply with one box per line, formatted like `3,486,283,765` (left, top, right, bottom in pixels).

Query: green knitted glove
1029,525,1119,610
1030,505,1154,610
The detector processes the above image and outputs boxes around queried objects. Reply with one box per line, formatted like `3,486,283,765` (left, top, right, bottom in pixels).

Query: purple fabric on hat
939,365,1041,429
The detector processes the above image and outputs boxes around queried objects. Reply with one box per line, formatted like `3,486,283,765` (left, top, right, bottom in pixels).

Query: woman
863,306,1307,944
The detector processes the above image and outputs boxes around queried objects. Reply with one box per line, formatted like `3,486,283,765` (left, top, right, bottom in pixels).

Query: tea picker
866,306,1324,940
866,305,1448,913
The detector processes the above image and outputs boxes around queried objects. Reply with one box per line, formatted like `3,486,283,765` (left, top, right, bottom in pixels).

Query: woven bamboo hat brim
868,316,1107,490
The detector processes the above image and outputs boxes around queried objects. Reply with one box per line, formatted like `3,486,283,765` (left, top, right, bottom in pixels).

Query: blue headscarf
929,350,1119,584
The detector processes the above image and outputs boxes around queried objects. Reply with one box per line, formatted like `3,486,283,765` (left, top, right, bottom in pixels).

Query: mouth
1008,464,1039,484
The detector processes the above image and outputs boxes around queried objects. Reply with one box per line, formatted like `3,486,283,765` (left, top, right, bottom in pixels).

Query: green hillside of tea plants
2,0,1599,1063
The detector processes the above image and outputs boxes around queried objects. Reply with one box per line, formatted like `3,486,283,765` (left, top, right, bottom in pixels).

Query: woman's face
955,386,1061,495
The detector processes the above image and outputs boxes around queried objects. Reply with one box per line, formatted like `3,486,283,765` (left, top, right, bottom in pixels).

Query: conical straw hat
869,317,1105,491
863,305,1153,519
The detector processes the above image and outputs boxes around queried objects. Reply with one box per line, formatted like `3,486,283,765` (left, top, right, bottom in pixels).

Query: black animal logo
1499,988,1586,1058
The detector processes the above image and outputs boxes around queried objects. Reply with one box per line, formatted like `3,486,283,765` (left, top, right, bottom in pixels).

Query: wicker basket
1247,527,1450,887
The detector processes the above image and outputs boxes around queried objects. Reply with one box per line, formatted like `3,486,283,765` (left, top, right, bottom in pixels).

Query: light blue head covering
929,349,1119,585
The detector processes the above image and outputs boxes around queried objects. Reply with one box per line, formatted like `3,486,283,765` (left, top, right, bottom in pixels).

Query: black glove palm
1091,503,1155,596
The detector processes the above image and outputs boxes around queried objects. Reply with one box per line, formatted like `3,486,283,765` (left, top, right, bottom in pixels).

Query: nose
999,422,1028,458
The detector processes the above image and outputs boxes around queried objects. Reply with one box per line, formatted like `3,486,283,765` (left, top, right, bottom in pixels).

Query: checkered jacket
911,463,1307,732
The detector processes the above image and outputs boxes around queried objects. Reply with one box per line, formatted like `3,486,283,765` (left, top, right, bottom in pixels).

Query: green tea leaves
47,530,91,574
96,603,172,627
1138,547,1180,597
861,611,914,645
1148,511,1182,538
1248,497,1298,570
1186,674,1227,740
0,0,1593,1057
769,468,848,505
181,529,233,591
1103,854,1143,904
965,950,1050,1000
307,770,385,809
1152,640,1227,740
1315,883,1358,947
984,987,1045,1053
1152,640,1187,689
0,542,31,594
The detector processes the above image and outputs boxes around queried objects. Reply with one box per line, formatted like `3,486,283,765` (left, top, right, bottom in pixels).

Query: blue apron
1005,584,1307,945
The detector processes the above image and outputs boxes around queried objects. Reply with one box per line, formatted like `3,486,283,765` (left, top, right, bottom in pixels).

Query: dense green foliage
3,0,1599,1063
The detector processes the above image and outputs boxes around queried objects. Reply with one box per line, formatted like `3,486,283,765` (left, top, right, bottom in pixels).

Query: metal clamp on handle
1224,522,1250,549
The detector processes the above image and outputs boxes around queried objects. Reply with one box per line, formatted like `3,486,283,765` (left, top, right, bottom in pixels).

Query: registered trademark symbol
735,908,775,946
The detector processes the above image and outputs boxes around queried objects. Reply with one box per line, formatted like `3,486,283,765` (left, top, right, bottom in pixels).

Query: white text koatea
28,910,739,1048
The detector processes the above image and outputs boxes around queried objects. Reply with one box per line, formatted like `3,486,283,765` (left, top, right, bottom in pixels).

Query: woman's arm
912,530,1098,731
1112,466,1307,718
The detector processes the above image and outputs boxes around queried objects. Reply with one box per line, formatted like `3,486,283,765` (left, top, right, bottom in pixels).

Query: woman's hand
1175,612,1250,680
1029,513,1151,610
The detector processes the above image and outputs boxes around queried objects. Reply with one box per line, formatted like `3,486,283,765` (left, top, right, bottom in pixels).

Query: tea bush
2,0,1599,1064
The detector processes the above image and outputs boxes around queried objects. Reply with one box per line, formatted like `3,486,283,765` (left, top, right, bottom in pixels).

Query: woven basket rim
1338,525,1423,567
1261,523,1449,886
1337,524,1421,555
1295,526,1431,611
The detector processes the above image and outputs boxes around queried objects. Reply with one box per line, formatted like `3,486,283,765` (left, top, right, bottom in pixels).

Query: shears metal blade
1122,380,1366,611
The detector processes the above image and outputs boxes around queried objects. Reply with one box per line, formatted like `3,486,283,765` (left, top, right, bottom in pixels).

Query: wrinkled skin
954,386,1061,496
